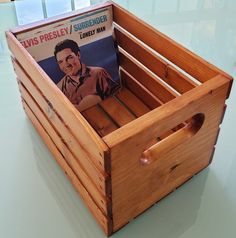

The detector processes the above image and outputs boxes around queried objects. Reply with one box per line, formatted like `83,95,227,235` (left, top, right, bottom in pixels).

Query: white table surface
0,0,236,237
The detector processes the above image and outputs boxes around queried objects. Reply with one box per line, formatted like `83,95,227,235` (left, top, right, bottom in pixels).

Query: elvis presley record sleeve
17,5,121,111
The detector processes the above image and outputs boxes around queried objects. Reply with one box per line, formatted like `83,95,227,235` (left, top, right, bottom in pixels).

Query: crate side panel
108,78,231,231
120,69,162,109
114,28,197,94
19,82,110,215
22,102,112,236
12,58,110,197
119,51,178,102
112,3,232,82
6,31,110,173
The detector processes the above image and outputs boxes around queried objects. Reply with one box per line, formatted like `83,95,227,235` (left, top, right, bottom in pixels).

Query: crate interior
14,4,204,142
81,24,201,140
8,4,232,236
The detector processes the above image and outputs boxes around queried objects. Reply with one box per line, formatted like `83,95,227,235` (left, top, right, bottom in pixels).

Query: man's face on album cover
56,48,82,76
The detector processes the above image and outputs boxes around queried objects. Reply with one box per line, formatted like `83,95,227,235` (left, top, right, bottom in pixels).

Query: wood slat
104,75,230,147
118,74,177,141
120,69,162,109
115,88,150,117
112,3,232,82
105,75,230,230
99,96,136,127
22,102,112,236
12,59,109,197
6,31,109,173
82,105,118,137
20,82,110,215
115,28,197,93
119,51,178,103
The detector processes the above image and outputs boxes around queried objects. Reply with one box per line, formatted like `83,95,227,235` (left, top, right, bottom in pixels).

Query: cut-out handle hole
140,113,205,166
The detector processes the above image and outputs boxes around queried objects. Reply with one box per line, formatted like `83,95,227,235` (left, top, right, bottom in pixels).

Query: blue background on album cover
38,36,119,84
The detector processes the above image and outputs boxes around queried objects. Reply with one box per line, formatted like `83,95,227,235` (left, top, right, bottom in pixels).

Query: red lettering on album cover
21,37,39,48
39,27,69,43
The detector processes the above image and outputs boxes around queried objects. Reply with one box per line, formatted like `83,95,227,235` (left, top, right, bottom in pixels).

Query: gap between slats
114,26,199,94
21,100,111,235
12,59,110,195
112,3,221,82
119,50,179,102
82,86,151,136
19,81,111,216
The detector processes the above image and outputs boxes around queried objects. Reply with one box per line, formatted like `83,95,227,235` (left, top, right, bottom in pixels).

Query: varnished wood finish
113,3,232,82
115,88,150,117
115,28,197,93
82,87,150,136
22,102,112,236
103,75,230,148
99,96,136,127
19,82,111,215
6,2,234,236
140,114,204,165
6,31,110,173
104,76,231,230
12,58,110,198
82,105,118,137
119,51,178,102
120,69,162,109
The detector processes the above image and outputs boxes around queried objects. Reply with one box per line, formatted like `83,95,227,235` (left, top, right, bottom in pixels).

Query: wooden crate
6,1,233,236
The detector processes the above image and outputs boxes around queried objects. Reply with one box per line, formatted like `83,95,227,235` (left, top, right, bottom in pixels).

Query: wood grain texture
103,75,230,147
119,51,178,102
6,3,234,235
115,88,150,117
99,96,136,127
112,3,232,82
6,31,110,173
115,28,197,93
82,105,118,137
104,75,231,230
119,70,177,142
82,87,150,136
120,68,162,109
22,101,112,236
20,82,111,215
12,58,111,197
140,113,204,165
